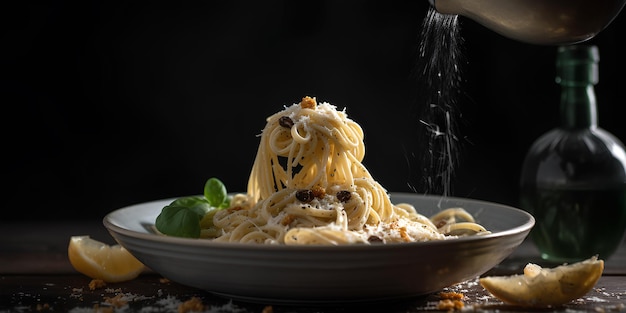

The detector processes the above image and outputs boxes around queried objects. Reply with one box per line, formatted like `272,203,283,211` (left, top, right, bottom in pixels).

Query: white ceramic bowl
103,192,534,304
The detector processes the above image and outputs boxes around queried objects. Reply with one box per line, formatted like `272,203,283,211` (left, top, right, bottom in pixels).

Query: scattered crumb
88,279,106,290
439,291,465,300
262,305,274,313
593,303,626,313
70,288,84,301
159,277,171,284
437,299,464,311
104,294,128,308
91,303,114,313
436,291,466,311
35,303,50,311
178,296,204,313
584,296,609,303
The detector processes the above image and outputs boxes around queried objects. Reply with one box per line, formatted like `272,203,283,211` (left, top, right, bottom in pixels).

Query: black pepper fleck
336,190,351,202
279,116,294,128
296,189,314,202
368,236,384,244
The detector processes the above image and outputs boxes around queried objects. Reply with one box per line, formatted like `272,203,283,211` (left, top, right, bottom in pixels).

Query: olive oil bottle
520,45,626,263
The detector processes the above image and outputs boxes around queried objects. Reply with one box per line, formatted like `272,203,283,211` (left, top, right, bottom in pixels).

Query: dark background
4,1,626,221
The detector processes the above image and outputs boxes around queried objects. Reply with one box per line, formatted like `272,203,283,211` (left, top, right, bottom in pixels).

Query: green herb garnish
155,177,230,238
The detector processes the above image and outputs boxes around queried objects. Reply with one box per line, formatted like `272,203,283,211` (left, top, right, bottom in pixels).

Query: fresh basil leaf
219,196,231,209
204,177,229,208
155,177,232,239
155,205,201,238
169,196,210,216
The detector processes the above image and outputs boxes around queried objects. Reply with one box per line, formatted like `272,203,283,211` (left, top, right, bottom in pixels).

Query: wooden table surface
1,220,625,312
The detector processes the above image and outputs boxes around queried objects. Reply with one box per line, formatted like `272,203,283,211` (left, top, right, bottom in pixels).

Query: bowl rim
103,192,535,252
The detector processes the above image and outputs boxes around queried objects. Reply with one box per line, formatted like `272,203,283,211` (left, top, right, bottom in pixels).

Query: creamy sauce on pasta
209,97,487,244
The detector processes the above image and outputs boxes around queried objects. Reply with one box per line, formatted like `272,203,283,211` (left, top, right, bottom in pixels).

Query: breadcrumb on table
104,294,128,308
178,296,204,313
437,299,464,311
35,303,50,311
159,277,171,284
439,291,465,300
437,292,465,311
88,279,106,290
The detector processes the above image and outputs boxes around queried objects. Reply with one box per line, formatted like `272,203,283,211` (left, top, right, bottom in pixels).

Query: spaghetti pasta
209,96,488,244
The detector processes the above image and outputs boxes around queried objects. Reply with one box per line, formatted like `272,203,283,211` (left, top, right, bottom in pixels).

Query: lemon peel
479,256,604,307
68,235,145,283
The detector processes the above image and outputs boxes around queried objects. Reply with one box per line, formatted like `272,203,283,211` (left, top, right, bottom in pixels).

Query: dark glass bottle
520,45,626,263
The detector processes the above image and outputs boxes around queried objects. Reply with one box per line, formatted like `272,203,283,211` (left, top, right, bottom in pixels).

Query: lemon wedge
479,256,604,307
68,235,145,283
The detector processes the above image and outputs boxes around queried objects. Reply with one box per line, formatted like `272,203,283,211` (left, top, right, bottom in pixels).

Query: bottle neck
556,45,600,130
559,84,597,129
